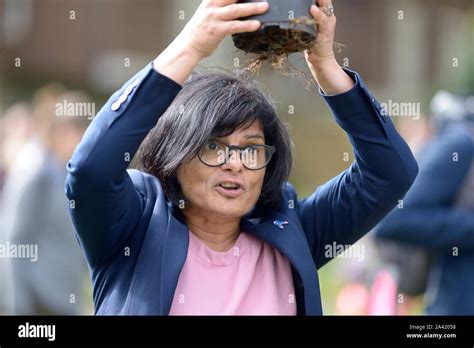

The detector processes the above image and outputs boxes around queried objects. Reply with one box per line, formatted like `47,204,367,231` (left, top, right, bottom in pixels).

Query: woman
65,0,418,315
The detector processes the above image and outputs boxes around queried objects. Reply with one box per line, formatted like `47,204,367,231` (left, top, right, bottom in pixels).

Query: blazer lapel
241,211,323,314
128,201,188,315
240,212,312,274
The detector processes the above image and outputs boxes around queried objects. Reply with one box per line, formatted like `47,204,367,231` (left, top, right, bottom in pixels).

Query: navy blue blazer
65,63,418,315
375,123,474,314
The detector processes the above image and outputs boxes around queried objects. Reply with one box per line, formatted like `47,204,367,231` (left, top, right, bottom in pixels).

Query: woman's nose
221,150,244,172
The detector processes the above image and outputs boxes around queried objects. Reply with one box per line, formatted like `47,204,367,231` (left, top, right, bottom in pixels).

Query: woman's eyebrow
211,133,265,143
243,133,265,140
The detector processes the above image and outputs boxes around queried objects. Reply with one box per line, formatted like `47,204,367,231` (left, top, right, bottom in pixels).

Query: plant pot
232,0,317,55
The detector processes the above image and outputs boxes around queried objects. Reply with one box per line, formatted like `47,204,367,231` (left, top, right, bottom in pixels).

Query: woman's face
177,120,266,220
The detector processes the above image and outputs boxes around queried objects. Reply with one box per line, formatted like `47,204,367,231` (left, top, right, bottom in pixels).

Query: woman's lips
214,185,245,198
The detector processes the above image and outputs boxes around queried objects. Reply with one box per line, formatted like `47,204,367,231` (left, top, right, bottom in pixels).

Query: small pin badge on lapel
273,220,289,229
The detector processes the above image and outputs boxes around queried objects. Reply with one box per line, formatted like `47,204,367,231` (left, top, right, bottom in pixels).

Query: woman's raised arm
297,0,419,268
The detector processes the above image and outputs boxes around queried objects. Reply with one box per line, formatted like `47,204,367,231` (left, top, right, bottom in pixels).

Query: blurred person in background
0,103,34,314
1,85,90,314
374,91,474,315
370,114,434,316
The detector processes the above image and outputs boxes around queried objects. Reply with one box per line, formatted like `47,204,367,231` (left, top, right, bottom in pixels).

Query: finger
223,19,262,35
216,2,269,21
310,4,332,29
204,0,237,7
316,0,333,9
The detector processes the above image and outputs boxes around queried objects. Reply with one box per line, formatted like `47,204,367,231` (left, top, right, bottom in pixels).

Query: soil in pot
231,0,319,87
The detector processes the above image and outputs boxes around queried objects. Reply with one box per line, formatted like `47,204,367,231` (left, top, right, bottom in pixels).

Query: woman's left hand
305,0,337,67
304,0,355,95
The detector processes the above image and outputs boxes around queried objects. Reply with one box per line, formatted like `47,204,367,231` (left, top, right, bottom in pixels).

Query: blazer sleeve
296,69,419,269
374,129,474,251
64,63,182,267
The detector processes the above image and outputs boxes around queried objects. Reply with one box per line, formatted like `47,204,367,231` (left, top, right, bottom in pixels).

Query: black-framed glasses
198,140,276,170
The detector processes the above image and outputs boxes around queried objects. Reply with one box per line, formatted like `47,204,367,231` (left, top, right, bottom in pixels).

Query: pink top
169,230,297,315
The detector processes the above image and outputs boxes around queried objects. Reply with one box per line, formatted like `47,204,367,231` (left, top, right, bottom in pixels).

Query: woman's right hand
178,0,269,60
154,0,269,85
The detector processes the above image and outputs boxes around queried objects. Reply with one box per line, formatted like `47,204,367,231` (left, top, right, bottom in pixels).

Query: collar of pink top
188,230,246,266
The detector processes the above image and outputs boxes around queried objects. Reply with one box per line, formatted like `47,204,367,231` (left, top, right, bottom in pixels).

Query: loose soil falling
232,17,345,90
